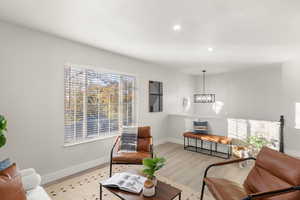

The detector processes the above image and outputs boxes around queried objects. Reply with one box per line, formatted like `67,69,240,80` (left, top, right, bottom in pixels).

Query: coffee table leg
179,192,181,200
100,184,102,200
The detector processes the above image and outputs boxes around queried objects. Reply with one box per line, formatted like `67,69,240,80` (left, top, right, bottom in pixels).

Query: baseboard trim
153,138,168,146
165,137,183,145
42,138,170,184
285,149,300,158
42,156,109,184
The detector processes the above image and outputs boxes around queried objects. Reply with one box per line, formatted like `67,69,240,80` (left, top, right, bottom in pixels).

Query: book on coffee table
101,172,147,194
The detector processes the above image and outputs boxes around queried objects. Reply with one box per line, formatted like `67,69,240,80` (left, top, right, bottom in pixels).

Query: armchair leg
200,181,206,200
109,160,113,177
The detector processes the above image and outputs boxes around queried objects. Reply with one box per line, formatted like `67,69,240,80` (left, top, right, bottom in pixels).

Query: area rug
45,165,207,200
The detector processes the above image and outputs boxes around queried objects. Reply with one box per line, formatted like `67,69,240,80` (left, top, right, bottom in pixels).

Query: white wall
167,65,300,156
281,61,300,156
194,66,283,121
167,66,283,143
0,21,194,182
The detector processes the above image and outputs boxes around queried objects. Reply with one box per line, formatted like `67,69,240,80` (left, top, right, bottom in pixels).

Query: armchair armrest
20,168,41,191
204,157,256,178
242,186,300,200
110,136,121,156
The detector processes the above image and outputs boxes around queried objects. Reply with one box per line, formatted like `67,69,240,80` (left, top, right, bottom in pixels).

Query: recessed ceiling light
173,24,181,31
208,47,214,52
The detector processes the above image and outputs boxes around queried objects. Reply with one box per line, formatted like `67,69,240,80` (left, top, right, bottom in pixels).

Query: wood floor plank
45,142,253,198
155,142,252,192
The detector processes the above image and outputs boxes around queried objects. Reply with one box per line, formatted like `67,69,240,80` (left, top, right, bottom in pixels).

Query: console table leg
100,184,102,200
215,143,217,152
227,144,231,159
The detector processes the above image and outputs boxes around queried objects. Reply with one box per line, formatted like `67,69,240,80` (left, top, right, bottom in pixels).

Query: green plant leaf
142,169,155,178
142,156,166,178
0,134,6,148
246,136,270,149
143,158,155,168
0,115,7,131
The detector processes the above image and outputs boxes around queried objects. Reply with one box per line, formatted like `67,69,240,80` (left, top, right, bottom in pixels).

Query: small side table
100,180,181,200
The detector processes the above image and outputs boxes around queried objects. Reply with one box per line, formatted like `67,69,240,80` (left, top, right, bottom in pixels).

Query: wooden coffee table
100,180,182,200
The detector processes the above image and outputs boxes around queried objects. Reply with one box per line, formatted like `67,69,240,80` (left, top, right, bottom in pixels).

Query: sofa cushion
20,168,42,191
26,186,52,200
204,177,247,200
0,163,27,200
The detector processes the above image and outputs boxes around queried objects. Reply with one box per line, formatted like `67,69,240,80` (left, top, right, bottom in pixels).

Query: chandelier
194,70,216,103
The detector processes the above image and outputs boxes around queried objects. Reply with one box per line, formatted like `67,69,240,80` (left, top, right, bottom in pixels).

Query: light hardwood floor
155,142,253,191
45,142,253,194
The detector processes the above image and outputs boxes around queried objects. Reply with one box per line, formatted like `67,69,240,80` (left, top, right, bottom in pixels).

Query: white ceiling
1,0,300,74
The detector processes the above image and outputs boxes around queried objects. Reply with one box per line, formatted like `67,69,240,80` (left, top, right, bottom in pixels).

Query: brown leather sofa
201,147,300,200
109,126,153,177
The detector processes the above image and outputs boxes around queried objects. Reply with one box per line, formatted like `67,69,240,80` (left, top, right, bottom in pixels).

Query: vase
143,179,155,197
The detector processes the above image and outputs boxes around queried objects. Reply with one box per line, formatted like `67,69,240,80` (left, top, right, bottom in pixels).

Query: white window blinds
64,66,136,144
228,118,248,140
249,120,280,150
227,118,280,150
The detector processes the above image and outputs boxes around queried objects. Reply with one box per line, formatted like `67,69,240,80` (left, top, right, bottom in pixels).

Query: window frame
149,80,163,112
63,63,139,147
228,118,281,151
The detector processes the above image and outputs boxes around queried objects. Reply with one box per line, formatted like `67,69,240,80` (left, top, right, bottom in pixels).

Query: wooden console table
183,132,232,159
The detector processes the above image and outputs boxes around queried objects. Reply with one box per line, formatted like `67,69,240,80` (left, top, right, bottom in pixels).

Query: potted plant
142,156,166,186
0,115,7,149
246,135,271,156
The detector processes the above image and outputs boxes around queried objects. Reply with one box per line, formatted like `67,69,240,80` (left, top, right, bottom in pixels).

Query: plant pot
143,179,155,197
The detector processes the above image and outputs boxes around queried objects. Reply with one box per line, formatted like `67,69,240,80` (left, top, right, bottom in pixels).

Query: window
228,118,280,150
228,118,248,140
149,81,163,112
249,120,280,150
64,66,136,145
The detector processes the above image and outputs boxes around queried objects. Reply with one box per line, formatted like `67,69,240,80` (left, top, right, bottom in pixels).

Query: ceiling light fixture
194,70,216,103
208,47,214,52
173,24,181,31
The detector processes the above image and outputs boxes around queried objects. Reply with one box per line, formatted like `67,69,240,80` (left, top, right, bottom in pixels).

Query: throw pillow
119,126,138,152
194,121,209,134
0,158,11,170
0,163,27,200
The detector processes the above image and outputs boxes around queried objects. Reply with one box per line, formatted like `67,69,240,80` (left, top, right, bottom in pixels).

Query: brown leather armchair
109,126,153,177
201,147,300,200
